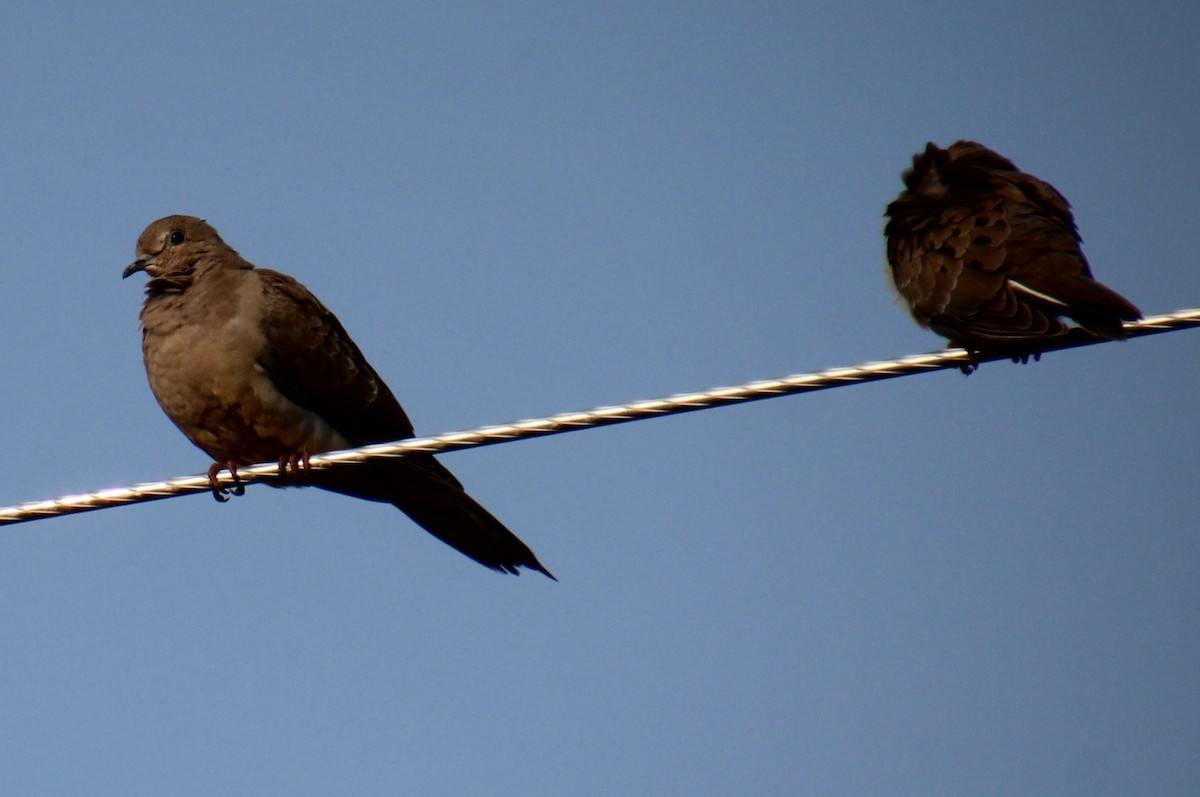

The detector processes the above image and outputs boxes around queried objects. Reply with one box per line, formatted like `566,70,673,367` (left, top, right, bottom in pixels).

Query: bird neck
144,273,194,297
144,255,254,298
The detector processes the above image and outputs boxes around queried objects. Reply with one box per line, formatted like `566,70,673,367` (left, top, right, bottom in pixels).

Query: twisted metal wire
3,308,1197,526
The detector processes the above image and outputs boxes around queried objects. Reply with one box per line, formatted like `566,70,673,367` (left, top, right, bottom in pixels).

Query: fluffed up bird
123,215,553,578
883,140,1141,369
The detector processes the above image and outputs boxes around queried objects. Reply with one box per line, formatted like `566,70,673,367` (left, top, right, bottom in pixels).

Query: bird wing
253,268,467,492
250,268,553,578
887,180,1136,344
254,268,419,447
886,194,1057,340
994,176,1142,333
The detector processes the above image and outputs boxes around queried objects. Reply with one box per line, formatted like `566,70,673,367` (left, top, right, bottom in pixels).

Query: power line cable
2,308,1197,526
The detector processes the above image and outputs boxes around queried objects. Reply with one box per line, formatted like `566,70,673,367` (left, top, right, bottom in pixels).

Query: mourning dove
884,141,1141,367
123,215,553,578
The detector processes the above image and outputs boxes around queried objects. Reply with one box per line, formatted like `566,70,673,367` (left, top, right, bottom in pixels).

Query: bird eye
168,230,185,246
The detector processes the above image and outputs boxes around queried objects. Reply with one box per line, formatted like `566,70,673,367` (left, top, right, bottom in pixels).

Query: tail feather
1024,272,1142,339
310,457,554,578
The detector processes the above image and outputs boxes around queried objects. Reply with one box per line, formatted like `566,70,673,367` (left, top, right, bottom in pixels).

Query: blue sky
1,2,1198,794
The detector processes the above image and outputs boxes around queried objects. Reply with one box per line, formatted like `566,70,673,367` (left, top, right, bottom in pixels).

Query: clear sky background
1,2,1197,794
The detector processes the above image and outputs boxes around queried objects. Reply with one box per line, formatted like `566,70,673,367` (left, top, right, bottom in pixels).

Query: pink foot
207,462,245,502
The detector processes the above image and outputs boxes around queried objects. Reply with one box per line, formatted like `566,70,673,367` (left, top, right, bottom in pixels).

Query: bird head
901,141,1021,200
122,215,244,282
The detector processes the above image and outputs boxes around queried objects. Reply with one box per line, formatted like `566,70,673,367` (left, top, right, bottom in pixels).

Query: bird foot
957,348,1043,374
207,462,245,502
277,451,312,483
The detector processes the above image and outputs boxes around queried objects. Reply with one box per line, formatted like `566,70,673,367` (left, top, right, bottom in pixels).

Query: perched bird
123,215,553,578
884,141,1141,367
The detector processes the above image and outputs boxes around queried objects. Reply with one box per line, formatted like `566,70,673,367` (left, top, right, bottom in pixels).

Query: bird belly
144,322,350,466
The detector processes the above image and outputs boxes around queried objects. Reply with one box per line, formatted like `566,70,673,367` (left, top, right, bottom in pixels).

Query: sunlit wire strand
2,308,1197,526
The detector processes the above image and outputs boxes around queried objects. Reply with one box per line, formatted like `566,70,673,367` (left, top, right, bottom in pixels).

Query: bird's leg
206,463,227,502
207,462,245,502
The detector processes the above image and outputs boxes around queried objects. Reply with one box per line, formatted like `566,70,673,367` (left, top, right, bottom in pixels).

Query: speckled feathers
884,141,1140,356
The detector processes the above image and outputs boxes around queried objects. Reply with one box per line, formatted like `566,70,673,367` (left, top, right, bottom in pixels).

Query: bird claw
277,451,312,483
207,462,245,502
958,350,980,376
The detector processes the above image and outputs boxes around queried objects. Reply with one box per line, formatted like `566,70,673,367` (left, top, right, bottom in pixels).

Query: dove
123,215,552,578
884,141,1141,368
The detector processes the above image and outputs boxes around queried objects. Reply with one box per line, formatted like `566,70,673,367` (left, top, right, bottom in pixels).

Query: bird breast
140,271,350,464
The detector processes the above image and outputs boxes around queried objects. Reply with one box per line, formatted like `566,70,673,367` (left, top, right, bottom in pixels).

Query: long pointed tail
311,457,554,578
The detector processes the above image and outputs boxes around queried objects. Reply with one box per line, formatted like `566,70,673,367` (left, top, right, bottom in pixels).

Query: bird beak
122,256,153,279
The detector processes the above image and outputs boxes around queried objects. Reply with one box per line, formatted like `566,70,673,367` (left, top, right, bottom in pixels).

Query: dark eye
168,230,185,246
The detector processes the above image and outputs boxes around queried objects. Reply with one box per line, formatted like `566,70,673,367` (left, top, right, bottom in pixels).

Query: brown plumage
123,215,553,578
884,141,1141,364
